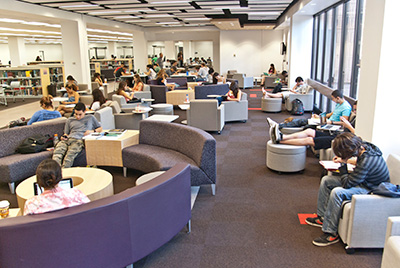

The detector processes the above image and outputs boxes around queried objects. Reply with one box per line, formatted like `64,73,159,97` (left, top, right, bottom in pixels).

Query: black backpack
16,134,54,154
291,98,304,115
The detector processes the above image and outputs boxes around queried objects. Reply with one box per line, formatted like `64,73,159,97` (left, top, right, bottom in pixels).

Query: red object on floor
248,108,262,110
298,213,317,224
249,94,257,98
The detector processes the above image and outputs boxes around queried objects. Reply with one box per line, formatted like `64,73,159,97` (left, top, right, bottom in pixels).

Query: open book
319,161,355,172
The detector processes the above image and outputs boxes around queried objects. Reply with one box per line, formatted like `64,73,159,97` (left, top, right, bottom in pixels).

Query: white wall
193,41,213,59
0,44,63,65
219,30,284,77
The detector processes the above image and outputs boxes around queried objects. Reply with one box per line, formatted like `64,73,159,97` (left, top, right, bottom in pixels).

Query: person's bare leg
265,92,283,98
281,128,316,141
280,137,315,146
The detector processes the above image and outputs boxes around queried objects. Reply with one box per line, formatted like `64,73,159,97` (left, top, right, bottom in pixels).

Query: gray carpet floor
0,88,383,267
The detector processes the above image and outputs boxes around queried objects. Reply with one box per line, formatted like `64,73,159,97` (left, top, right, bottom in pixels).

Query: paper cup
0,200,10,218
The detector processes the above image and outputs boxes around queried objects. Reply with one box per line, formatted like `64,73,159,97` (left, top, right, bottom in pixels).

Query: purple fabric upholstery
122,121,216,186
166,77,187,90
149,85,168,104
0,164,191,268
194,84,229,99
0,119,86,184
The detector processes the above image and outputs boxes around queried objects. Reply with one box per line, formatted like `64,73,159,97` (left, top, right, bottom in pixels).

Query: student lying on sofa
24,159,90,215
262,76,308,99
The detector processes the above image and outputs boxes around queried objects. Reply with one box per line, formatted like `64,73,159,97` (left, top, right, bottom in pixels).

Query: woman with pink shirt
24,159,90,215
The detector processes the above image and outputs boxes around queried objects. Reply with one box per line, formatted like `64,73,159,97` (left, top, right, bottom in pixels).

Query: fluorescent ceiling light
0,27,61,35
87,28,132,36
62,4,98,8
144,14,173,18
157,21,181,24
183,18,211,21
150,0,189,4
89,10,122,15
0,18,60,28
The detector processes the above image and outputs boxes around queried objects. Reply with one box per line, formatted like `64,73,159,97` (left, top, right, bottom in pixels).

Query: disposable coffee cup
0,200,10,218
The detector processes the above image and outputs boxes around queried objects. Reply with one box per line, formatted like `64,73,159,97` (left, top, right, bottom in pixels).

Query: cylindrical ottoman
261,98,282,112
150,103,174,115
266,140,306,173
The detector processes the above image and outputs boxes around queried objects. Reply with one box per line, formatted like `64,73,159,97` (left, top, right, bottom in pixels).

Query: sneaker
305,216,323,228
270,125,277,143
312,233,339,247
266,117,278,129
274,124,282,142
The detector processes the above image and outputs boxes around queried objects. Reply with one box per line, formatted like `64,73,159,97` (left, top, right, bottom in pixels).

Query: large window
311,0,364,99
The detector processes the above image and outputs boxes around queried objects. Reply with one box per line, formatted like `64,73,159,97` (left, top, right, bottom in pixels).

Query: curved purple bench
0,164,191,268
122,120,216,195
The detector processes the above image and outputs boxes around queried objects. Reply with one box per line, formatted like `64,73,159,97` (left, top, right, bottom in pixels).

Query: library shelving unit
90,58,133,80
0,64,64,96
27,60,64,65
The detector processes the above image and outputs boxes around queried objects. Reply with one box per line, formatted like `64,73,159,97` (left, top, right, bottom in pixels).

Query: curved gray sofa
0,118,86,193
122,120,216,194
0,164,191,268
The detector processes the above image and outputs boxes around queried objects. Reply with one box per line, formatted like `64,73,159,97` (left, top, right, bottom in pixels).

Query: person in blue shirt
28,95,61,125
326,90,352,123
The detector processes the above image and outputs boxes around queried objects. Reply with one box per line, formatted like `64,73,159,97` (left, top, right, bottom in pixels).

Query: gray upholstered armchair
232,73,253,89
186,99,225,134
134,84,152,99
94,106,143,130
222,92,248,123
381,217,400,268
285,89,314,112
338,154,400,254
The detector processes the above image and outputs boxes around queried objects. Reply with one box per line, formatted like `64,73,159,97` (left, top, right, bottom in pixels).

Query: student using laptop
24,159,90,215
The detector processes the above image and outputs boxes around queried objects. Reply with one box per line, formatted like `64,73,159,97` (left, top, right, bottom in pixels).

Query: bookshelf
90,58,133,79
0,64,64,96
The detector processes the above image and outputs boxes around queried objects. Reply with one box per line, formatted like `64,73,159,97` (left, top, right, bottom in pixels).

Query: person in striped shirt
305,132,390,246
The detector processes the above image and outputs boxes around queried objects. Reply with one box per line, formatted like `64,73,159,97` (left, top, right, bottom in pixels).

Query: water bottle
53,134,59,147
185,93,189,103
186,71,189,76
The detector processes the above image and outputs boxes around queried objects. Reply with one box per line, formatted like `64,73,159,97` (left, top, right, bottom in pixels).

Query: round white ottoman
266,140,306,173
151,103,174,115
261,98,282,112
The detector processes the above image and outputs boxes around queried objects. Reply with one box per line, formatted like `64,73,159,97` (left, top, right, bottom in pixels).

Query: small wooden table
85,130,139,167
144,114,179,122
16,167,113,213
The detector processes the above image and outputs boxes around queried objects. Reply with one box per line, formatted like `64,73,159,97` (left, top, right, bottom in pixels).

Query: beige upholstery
166,90,194,105
134,84,152,99
261,97,282,112
186,99,225,134
266,140,306,173
222,92,248,122
79,95,93,106
263,76,278,88
94,105,143,130
338,154,400,253
381,217,400,268
285,91,314,112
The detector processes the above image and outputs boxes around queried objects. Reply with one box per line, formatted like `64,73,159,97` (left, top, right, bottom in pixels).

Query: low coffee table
16,167,114,213
144,114,179,122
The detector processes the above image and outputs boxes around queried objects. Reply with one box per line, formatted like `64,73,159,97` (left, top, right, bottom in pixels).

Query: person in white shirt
145,64,157,80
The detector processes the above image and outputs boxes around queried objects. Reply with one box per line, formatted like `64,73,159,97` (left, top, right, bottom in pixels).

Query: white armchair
338,154,400,254
222,92,248,123
285,91,314,112
381,217,400,268
186,99,225,134
232,73,253,89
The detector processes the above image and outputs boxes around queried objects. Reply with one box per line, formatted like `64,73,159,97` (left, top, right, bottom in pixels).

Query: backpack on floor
291,98,304,115
16,134,54,154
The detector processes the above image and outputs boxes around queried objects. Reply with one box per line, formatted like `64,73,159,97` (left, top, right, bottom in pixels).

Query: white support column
183,41,192,63
164,41,175,61
212,39,219,71
288,15,313,88
107,41,117,59
60,19,90,88
132,31,147,73
356,0,400,158
8,37,26,66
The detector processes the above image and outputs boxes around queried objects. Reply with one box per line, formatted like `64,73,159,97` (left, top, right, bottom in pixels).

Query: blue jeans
317,175,369,235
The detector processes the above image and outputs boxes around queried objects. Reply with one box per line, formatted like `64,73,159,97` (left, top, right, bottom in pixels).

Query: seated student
156,69,175,90
28,95,61,125
207,68,215,83
216,82,242,105
132,74,144,92
57,84,80,116
305,132,389,246
24,159,90,215
116,81,140,103
263,76,308,99
89,88,107,111
212,72,226,84
114,63,127,78
93,72,103,87
153,63,161,73
268,100,357,149
145,64,157,80
66,75,78,87
53,102,102,168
